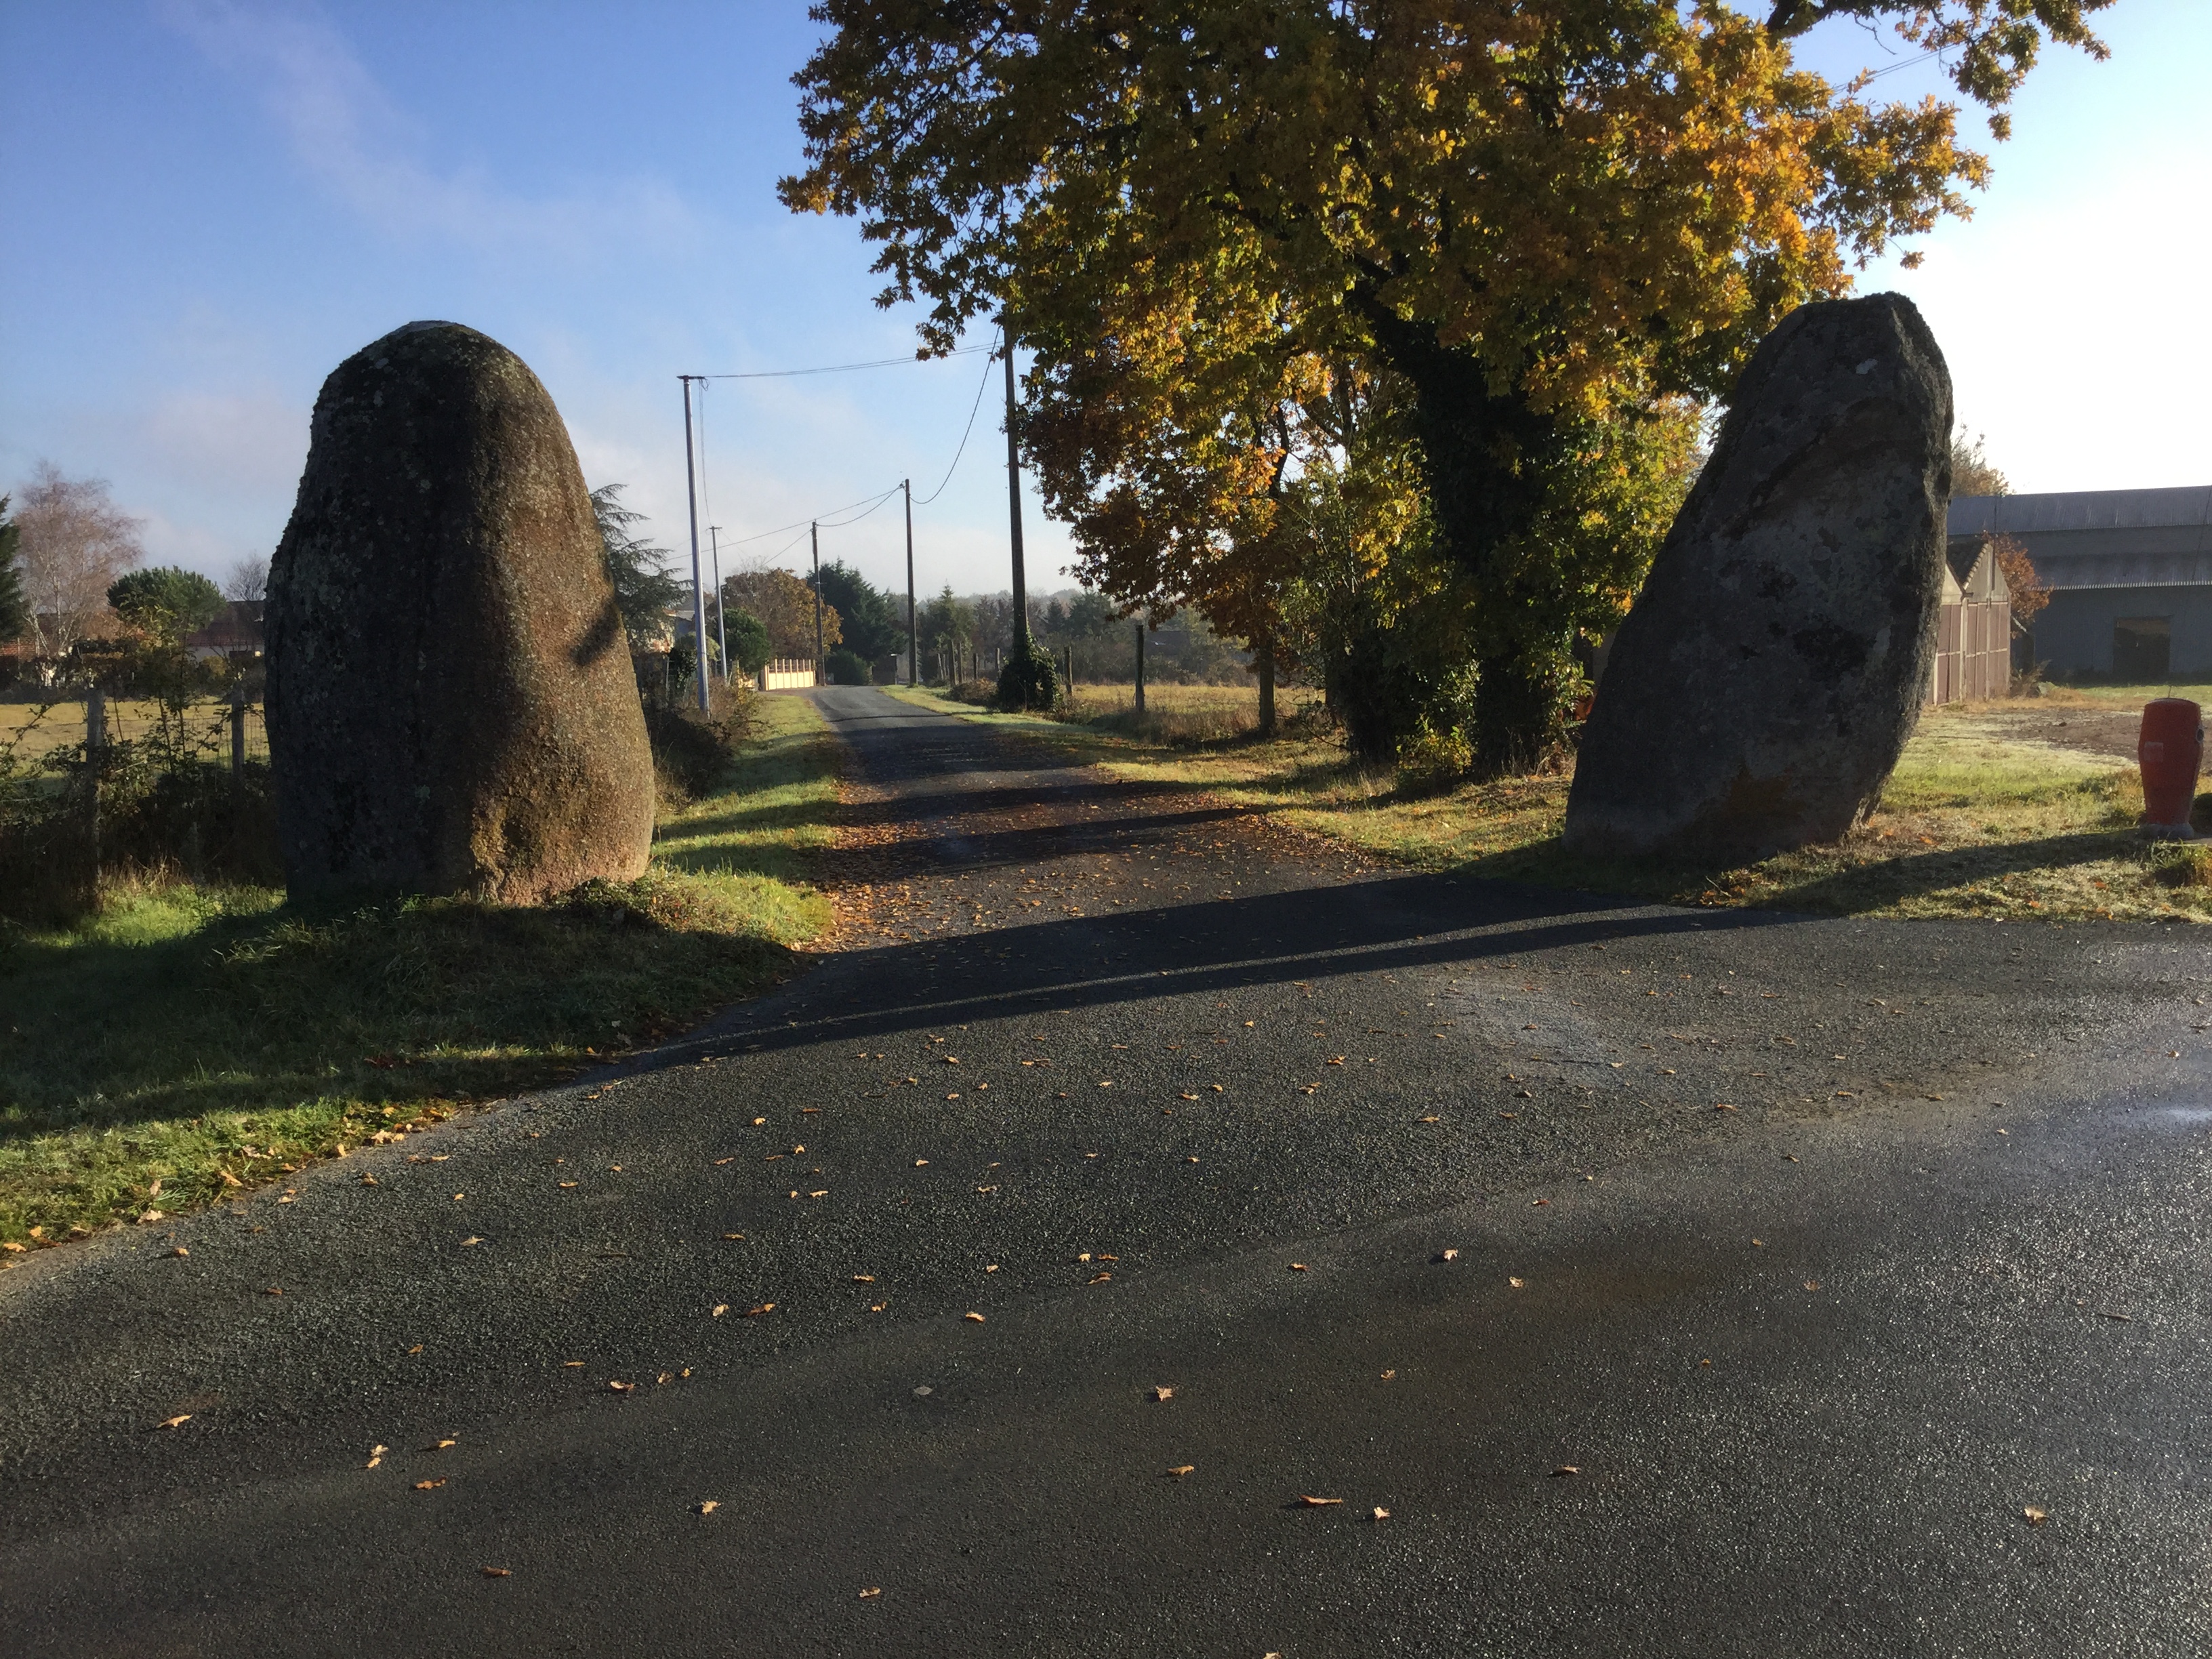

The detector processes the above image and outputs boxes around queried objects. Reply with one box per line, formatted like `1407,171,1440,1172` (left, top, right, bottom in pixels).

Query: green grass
0,693,842,1252
891,686,2211,926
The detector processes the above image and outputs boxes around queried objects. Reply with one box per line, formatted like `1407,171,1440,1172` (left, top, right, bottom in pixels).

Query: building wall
2034,585,2212,679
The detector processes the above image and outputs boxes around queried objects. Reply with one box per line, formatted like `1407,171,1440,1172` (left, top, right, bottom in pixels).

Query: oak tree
783,0,2108,770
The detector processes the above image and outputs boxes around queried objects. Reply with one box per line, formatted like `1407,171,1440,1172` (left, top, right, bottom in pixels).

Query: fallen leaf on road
1372,1507,1391,1521
1380,1370,1396,1380
964,1311,985,1323
1532,1198,1550,1207
359,1175,376,1186
609,1380,636,1393
480,1567,510,1578
746,1304,776,1317
1149,1386,1174,1401
1168,1465,1194,1477
853,1274,876,1284
1181,1092,1198,1101
1550,1467,1580,1478
159,1414,191,1430
752,1117,766,1126
1289,1263,1309,1273
265,1286,283,1296
699,1501,720,1515
1804,1280,1821,1291
712,1305,729,1317
1440,1249,1459,1262
722,1233,745,1241
2024,1507,2047,1526
714,1157,734,1166
367,1445,386,1467
413,1479,445,1491
564,1361,583,1368
169,1246,189,1258
1210,1084,1224,1093
1298,1495,1343,1507
461,1237,483,1246
859,1587,882,1599
558,1181,577,1189
1417,1115,1440,1124
1714,1103,1738,1113
1508,1277,1525,1288
407,1344,423,1353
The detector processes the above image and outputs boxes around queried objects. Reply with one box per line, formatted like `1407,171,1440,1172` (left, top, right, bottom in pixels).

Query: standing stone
1565,294,1952,861
266,321,654,902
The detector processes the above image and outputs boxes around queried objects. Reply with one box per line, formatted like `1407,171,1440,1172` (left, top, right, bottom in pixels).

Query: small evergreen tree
592,484,687,647
0,497,28,642
725,610,772,674
107,566,224,644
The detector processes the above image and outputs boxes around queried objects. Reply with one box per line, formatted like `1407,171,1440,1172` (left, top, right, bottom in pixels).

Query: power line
914,327,1000,506
689,330,997,577
699,346,991,381
714,485,903,548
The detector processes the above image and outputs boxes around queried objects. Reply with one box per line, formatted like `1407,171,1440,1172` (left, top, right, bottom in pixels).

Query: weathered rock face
1565,294,1952,862
266,321,654,902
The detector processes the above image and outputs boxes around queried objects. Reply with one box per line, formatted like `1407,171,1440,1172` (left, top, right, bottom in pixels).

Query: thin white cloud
142,386,309,498
162,0,699,255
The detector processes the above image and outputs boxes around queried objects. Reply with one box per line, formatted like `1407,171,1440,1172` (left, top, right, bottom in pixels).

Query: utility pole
904,479,918,686
1003,314,1029,653
679,375,710,712
709,525,726,684
811,520,824,679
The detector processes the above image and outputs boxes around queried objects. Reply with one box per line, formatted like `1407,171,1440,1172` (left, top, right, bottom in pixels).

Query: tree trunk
1255,635,1277,736
1363,309,1570,776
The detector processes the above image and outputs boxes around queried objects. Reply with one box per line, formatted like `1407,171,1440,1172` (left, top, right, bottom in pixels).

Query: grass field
894,682,2212,925
0,693,842,1252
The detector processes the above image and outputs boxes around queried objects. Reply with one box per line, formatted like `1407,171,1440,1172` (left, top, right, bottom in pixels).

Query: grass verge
0,693,841,1252
888,684,2212,926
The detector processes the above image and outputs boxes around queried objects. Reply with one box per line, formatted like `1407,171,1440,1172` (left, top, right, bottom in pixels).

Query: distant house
186,600,264,661
1947,488,2212,680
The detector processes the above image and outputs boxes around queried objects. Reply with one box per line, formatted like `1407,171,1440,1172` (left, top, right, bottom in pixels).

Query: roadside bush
995,640,1059,711
644,681,756,806
825,647,871,686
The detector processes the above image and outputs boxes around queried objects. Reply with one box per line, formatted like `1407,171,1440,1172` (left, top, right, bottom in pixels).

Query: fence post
1134,624,1146,714
230,684,247,781
84,687,106,890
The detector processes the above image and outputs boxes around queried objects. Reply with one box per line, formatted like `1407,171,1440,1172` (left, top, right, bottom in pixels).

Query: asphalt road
5,686,2211,1656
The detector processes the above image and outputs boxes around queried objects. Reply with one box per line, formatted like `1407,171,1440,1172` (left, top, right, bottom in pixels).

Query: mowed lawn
895,681,2212,924
0,693,842,1251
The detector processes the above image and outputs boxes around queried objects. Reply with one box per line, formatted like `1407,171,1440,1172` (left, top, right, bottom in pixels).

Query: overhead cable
701,346,991,381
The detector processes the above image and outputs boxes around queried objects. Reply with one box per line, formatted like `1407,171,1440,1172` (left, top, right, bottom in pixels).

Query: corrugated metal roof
1947,487,2212,536
1946,487,2212,589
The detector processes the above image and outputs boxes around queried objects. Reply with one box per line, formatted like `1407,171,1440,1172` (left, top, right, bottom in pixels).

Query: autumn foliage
785,1,2109,773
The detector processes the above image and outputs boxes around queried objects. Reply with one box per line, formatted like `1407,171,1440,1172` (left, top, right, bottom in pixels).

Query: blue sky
2,1,2205,603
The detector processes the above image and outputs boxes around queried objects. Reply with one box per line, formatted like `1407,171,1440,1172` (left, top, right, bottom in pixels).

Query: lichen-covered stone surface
266,321,653,902
1565,293,1953,863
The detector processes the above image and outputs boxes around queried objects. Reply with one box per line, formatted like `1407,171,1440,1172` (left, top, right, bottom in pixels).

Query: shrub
824,647,871,686
995,640,1059,711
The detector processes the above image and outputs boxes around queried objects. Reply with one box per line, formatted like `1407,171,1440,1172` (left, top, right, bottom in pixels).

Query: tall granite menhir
1565,294,1952,861
266,321,654,901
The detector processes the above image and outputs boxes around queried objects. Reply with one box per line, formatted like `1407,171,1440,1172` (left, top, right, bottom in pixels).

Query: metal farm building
1947,487,2212,682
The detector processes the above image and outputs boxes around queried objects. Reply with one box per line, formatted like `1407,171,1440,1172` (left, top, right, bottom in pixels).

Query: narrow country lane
5,687,2210,1656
